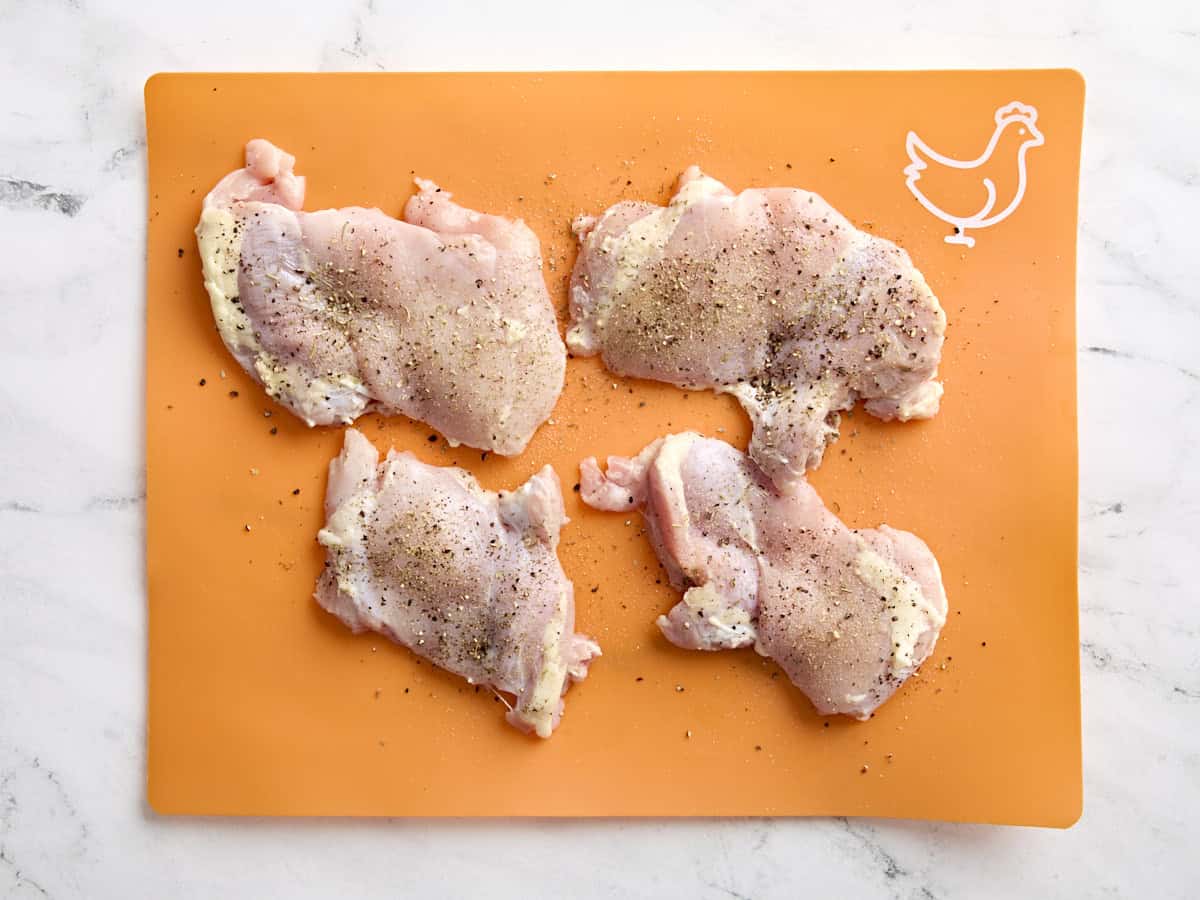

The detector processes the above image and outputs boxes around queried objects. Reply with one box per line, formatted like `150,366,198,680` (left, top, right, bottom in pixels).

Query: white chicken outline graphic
904,101,1044,247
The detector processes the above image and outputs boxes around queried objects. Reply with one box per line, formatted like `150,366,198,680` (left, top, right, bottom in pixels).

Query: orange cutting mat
145,71,1083,825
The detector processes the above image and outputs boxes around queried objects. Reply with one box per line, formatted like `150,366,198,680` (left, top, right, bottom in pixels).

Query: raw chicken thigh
580,433,946,720
569,168,946,490
316,429,600,737
197,139,565,455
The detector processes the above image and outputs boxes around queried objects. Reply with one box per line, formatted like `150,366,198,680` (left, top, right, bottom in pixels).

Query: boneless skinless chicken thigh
196,139,565,455
581,433,947,719
569,167,947,490
316,429,600,737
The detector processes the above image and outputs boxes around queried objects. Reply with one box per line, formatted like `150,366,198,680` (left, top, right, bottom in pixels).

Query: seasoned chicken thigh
317,429,600,737
197,139,564,455
569,168,946,490
580,433,946,720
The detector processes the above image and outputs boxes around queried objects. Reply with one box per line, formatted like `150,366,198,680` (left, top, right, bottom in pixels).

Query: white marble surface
1,0,1197,896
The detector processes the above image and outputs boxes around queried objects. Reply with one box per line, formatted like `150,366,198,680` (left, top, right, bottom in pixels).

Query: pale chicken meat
580,433,947,720
316,429,600,737
197,139,565,455
569,168,947,490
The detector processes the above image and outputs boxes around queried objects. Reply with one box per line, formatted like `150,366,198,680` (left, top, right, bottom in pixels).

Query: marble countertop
2,0,1196,896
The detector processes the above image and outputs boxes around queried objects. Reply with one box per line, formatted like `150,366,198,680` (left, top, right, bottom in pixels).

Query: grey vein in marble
1083,344,1200,382
0,177,85,216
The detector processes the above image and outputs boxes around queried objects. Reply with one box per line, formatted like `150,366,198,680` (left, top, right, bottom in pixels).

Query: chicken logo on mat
904,101,1044,247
